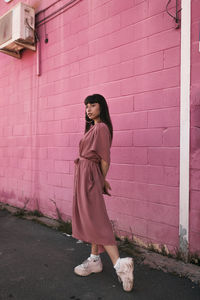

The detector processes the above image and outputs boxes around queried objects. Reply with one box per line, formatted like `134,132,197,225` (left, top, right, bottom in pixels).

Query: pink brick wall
190,0,200,253
0,0,196,254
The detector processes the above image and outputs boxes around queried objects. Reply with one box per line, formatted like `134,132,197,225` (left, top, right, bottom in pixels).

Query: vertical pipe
179,0,191,260
36,39,41,76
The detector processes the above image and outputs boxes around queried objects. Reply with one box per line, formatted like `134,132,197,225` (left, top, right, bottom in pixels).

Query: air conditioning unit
0,2,35,58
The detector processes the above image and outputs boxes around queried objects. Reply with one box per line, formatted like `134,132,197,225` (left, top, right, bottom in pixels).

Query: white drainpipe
179,0,191,259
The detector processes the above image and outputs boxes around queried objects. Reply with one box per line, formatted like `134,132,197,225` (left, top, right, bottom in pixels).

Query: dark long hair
84,94,113,141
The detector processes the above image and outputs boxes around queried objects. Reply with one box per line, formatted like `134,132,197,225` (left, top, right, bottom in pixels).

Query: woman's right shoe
74,257,103,276
116,257,134,292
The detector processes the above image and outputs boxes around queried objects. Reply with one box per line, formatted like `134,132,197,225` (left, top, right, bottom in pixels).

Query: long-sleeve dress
72,122,116,253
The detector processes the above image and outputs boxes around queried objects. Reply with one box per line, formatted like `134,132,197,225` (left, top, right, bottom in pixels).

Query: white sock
89,254,100,261
114,258,121,270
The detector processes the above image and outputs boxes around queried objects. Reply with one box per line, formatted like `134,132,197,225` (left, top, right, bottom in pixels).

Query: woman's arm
101,159,111,196
101,159,109,178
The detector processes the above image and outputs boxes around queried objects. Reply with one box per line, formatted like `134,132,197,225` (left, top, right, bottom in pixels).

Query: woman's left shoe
74,257,103,276
116,257,134,292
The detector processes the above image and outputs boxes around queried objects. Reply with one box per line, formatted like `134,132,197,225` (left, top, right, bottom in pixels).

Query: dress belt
74,157,99,164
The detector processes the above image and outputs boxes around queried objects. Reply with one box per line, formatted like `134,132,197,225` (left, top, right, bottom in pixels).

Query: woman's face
86,102,101,122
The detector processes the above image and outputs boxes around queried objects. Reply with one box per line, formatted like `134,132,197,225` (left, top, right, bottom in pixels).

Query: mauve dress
72,122,116,253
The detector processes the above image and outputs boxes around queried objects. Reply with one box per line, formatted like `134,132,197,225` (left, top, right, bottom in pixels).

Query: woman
72,94,134,292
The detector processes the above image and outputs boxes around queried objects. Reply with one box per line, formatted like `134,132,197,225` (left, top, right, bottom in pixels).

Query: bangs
84,95,99,105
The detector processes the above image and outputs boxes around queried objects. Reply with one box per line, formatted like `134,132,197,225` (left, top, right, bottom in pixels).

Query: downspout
179,0,191,260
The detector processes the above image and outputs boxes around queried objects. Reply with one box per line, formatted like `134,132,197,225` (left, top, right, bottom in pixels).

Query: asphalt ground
0,210,199,300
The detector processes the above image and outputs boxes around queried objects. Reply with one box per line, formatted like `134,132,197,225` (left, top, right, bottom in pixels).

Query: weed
57,221,72,235
188,252,200,266
13,209,26,217
27,210,44,217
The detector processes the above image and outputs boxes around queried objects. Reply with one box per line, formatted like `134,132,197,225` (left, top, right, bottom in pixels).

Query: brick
109,163,134,181
39,110,54,122
69,133,83,146
147,185,179,207
61,118,81,133
13,125,31,136
190,190,200,211
106,196,149,220
108,96,134,114
100,81,121,98
149,0,175,16
112,131,133,147
109,25,134,49
191,148,200,170
55,104,83,121
48,147,78,161
147,203,179,226
190,210,200,233
112,112,147,130
109,0,133,16
134,165,165,185
90,0,109,10
111,147,147,165
120,38,148,62
191,0,200,22
88,14,121,40
19,159,31,170
147,221,179,246
140,67,180,92
48,172,62,186
191,105,200,128
191,21,199,43
134,129,163,146
111,147,134,164
77,44,89,60
121,67,180,95
131,147,148,164
148,30,181,53
61,34,78,51
191,169,200,190
189,232,200,254
61,174,74,188
89,1,111,25
164,166,179,187
164,47,180,68
46,41,62,58
121,1,148,27
102,62,134,82
148,107,180,128
134,87,180,111
191,127,200,152
98,48,121,68
148,147,179,167
53,186,73,201
133,13,164,40
163,127,180,147
117,213,148,237
134,52,163,75
80,56,98,73
55,160,70,174
37,122,48,135
71,14,89,34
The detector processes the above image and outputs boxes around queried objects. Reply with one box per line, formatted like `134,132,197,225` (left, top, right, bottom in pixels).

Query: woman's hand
103,179,111,196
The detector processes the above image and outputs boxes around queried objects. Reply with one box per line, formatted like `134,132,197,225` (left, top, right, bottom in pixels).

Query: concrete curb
1,202,199,286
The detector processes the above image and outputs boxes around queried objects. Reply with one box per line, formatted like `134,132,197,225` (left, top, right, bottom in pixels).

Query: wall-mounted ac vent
0,2,35,58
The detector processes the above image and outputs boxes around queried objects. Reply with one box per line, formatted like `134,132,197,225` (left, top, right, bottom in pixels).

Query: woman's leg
91,243,99,255
104,245,120,265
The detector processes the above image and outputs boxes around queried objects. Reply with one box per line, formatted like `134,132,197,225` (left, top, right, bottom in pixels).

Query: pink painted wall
0,0,193,254
190,0,200,253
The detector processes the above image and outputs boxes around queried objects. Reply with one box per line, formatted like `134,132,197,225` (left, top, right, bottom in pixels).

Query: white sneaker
116,257,134,292
74,257,103,276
